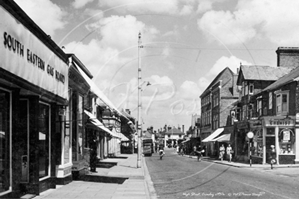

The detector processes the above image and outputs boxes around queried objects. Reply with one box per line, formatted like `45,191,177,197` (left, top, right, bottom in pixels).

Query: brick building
232,47,299,164
200,67,239,157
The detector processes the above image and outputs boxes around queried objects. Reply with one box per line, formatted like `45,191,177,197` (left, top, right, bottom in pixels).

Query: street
145,148,299,199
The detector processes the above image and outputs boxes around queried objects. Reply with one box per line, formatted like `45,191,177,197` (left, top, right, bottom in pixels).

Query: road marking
233,179,292,199
155,163,215,184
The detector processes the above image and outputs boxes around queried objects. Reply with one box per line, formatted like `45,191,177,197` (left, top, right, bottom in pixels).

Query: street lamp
137,32,143,168
247,131,254,167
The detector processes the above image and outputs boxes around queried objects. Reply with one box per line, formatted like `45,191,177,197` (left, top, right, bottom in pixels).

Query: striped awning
202,128,224,142
211,134,231,142
84,110,121,139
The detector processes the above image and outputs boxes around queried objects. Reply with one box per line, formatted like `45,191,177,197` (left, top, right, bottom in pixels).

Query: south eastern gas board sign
0,6,68,100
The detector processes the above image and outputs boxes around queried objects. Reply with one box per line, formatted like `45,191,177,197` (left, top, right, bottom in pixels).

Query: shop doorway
19,99,29,183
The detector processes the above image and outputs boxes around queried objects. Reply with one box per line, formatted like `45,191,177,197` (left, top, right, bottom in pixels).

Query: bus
142,138,153,156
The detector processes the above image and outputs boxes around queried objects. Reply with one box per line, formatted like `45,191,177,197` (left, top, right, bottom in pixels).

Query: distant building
164,127,185,148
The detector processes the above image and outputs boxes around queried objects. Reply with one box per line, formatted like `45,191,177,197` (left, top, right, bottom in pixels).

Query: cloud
197,0,299,46
72,0,94,9
14,0,66,37
97,0,199,16
196,0,213,13
86,15,159,50
64,15,159,85
198,55,252,92
178,81,201,100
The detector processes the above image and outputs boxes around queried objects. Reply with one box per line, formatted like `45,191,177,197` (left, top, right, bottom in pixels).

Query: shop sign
0,7,68,99
265,118,295,127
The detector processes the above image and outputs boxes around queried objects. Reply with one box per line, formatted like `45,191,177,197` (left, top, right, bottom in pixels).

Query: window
257,98,262,116
213,114,218,130
72,94,84,161
0,89,11,193
244,82,248,95
64,89,72,164
279,128,295,155
275,91,289,115
242,105,247,120
249,83,254,94
269,92,272,109
39,102,50,179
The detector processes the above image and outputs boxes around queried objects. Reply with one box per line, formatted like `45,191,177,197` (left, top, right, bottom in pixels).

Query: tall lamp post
137,32,143,168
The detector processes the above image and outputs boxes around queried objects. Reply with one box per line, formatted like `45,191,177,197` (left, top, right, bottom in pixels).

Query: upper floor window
249,83,254,95
275,91,289,115
257,98,262,116
244,82,248,96
212,92,219,107
269,92,272,109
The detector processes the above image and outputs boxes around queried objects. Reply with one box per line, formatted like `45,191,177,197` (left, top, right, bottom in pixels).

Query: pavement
32,154,157,199
30,152,298,199
182,153,299,169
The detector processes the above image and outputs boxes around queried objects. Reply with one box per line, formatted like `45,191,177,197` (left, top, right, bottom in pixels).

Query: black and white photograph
0,0,299,198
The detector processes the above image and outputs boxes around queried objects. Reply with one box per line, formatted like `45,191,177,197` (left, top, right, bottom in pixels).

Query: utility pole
137,32,143,168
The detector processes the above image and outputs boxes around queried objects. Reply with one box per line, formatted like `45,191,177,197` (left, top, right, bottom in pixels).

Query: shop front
0,1,68,198
248,120,263,164
262,116,297,164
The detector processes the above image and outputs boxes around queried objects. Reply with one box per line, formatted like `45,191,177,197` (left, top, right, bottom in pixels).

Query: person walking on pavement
226,144,233,162
189,145,197,157
219,144,225,161
197,145,205,162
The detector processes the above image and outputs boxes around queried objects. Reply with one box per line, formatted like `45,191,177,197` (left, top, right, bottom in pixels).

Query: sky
14,0,299,131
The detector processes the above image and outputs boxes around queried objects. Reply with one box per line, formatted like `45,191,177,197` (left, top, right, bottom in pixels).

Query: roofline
67,54,93,79
200,67,234,98
1,0,68,64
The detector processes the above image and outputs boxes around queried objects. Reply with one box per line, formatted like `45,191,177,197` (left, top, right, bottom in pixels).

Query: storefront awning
202,128,224,142
84,110,121,139
211,133,231,142
181,138,190,144
119,133,129,141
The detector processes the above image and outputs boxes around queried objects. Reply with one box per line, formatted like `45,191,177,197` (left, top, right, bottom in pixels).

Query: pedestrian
269,145,276,169
226,144,233,162
189,145,197,157
197,145,203,162
219,144,225,161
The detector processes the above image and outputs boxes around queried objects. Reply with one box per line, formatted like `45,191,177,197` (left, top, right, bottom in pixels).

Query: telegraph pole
137,32,143,168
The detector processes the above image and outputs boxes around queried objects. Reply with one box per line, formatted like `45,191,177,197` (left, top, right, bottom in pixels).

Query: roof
200,67,234,98
263,67,299,91
165,127,184,135
237,65,292,84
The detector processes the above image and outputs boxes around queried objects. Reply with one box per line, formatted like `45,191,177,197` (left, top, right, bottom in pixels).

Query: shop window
252,130,263,157
279,128,295,155
64,89,72,164
38,102,50,179
0,89,11,193
266,128,275,136
72,93,84,161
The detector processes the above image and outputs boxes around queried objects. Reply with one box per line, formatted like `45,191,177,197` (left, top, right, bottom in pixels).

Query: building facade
232,47,299,164
200,67,239,157
0,1,68,197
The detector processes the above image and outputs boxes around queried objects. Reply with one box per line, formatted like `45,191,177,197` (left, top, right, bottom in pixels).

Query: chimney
125,109,131,114
276,47,299,68
182,125,184,134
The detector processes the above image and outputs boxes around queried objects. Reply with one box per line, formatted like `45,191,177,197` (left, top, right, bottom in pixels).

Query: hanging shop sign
0,6,68,100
